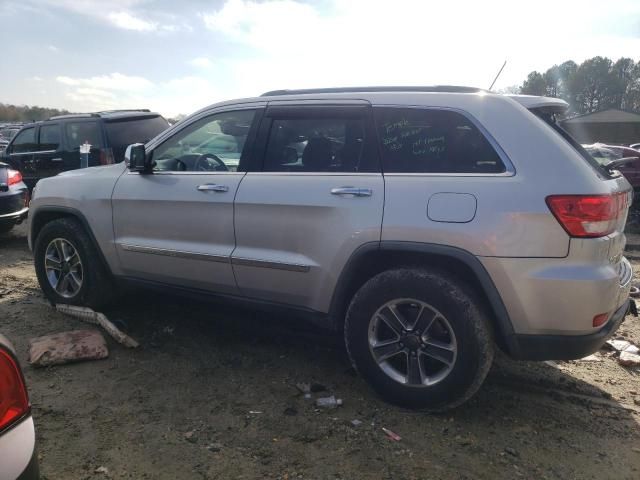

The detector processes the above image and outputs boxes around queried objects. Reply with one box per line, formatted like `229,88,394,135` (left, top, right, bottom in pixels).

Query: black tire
34,218,115,308
0,223,14,235
344,268,494,411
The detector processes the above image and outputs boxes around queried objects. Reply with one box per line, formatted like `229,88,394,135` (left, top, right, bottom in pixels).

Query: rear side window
105,116,169,163
374,108,505,174
263,115,373,172
39,124,61,151
10,127,36,153
65,121,103,150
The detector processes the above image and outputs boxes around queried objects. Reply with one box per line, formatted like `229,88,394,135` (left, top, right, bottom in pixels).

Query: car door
111,105,263,294
232,102,384,312
4,126,37,187
61,120,104,170
32,123,64,178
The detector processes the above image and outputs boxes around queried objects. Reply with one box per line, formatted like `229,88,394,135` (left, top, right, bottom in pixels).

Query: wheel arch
30,206,113,277
329,241,518,355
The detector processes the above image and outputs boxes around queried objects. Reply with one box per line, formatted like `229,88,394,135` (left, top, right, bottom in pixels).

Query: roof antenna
489,60,507,91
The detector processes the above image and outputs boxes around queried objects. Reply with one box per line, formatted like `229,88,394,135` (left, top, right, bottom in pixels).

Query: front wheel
34,218,115,308
344,268,494,411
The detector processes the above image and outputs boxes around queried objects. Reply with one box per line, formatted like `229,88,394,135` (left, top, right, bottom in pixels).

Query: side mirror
125,143,151,172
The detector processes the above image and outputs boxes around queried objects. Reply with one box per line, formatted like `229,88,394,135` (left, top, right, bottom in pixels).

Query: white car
0,335,39,480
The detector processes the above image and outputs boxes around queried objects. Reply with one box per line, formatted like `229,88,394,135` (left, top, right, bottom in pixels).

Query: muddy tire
34,218,115,308
344,268,494,411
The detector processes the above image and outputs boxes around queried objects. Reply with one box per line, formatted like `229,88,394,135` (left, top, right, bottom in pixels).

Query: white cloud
56,73,153,91
107,11,157,31
47,44,59,52
202,0,640,92
30,76,44,82
188,57,212,68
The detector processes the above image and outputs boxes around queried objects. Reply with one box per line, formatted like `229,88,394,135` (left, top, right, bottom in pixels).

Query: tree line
519,56,640,115
0,103,71,122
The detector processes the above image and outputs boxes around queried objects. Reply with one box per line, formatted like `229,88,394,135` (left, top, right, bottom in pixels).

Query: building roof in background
562,108,640,124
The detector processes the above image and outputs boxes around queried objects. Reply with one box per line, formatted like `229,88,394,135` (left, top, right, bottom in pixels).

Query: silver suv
27,87,634,410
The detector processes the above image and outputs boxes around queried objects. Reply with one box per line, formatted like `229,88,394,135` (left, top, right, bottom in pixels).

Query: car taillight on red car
0,347,30,433
7,169,22,186
546,192,629,238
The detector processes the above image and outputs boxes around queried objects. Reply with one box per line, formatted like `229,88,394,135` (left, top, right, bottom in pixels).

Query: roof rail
49,113,99,120
260,85,484,96
96,109,151,114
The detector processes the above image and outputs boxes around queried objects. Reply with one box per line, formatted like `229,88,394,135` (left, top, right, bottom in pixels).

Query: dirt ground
2,223,640,480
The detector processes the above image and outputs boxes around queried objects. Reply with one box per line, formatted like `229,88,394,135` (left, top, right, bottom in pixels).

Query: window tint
39,124,61,151
105,116,169,163
264,116,368,172
65,122,103,150
11,127,36,153
153,110,255,172
374,108,505,174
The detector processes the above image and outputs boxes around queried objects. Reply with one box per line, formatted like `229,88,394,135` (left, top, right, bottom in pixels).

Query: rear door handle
330,186,372,197
51,158,63,162
197,183,229,193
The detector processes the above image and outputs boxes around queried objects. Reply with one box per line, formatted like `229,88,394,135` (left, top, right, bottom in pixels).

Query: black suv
1,110,169,189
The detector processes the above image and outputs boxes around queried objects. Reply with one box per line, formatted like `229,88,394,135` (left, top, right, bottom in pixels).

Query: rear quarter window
65,121,104,150
374,108,505,174
105,116,169,163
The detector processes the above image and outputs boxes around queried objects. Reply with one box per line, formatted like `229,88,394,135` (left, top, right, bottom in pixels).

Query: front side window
263,116,367,172
10,127,36,153
152,110,255,172
65,121,104,150
374,108,505,174
39,124,61,151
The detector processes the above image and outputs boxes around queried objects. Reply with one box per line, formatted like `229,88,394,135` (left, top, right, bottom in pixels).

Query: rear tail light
546,192,628,238
592,313,610,327
0,348,30,433
7,169,22,186
100,148,115,165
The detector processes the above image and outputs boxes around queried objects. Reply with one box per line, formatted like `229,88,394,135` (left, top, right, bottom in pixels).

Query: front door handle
197,183,229,193
330,186,372,197
51,157,63,162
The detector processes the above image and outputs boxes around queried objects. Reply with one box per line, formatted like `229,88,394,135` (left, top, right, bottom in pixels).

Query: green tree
521,71,546,96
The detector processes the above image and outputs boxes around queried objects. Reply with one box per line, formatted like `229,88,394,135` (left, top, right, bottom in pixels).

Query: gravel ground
1,223,640,479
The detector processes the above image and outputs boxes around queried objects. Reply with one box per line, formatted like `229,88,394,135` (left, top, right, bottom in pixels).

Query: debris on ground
283,407,297,416
578,354,603,362
315,396,342,408
310,383,327,393
94,466,109,475
183,430,198,443
0,288,13,297
351,419,362,427
618,351,640,367
504,447,520,457
28,330,108,367
207,442,223,452
295,382,311,394
382,427,402,441
55,304,139,348
606,339,639,354
248,410,263,414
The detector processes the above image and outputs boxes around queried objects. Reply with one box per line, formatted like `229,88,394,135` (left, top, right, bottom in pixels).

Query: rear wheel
344,268,494,410
34,218,115,308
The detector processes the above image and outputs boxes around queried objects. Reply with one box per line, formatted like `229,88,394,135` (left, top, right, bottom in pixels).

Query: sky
1,0,640,117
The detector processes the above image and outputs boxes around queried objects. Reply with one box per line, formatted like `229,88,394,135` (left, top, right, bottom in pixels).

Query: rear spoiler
505,94,569,115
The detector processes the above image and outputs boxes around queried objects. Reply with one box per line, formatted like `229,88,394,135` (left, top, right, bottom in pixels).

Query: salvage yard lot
2,224,640,479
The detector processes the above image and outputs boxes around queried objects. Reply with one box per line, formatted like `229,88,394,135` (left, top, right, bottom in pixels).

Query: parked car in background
0,162,29,234
0,125,22,154
583,143,640,191
1,111,169,190
27,87,633,410
0,334,39,479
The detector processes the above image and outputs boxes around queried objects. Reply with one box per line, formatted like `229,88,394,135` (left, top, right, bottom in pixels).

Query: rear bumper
508,299,630,360
0,416,39,480
0,187,29,224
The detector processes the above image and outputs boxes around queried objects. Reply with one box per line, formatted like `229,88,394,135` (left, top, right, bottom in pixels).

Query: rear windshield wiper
603,157,638,174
